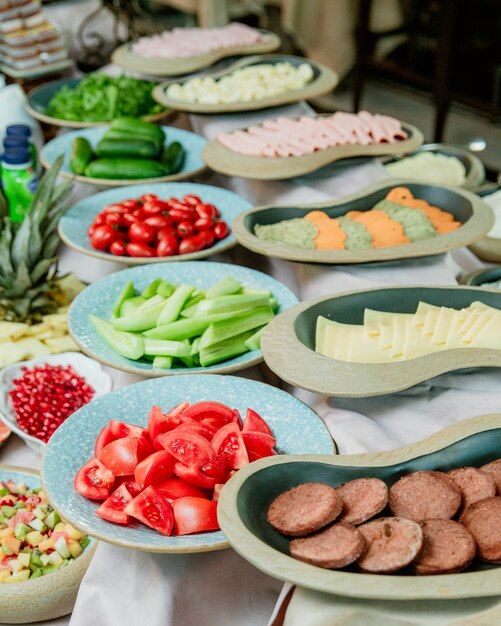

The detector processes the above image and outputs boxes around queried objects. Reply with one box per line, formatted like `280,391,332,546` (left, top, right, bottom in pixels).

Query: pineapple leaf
31,257,57,284
0,219,14,275
27,215,42,268
41,232,61,260
10,215,31,271
50,177,73,211
30,155,65,225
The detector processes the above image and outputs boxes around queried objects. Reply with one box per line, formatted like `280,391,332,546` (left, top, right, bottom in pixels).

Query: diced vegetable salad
0,480,90,583
90,275,277,368
74,401,277,536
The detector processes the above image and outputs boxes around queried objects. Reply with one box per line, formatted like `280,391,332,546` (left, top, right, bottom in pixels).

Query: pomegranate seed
9,364,95,443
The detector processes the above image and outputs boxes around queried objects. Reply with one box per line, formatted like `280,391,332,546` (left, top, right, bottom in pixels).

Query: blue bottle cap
3,136,29,149
6,124,31,138
2,148,31,165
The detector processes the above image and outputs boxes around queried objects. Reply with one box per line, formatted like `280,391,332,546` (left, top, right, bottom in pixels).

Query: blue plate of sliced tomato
41,374,334,553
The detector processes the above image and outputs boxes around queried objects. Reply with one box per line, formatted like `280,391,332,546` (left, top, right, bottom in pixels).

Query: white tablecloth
1,103,497,626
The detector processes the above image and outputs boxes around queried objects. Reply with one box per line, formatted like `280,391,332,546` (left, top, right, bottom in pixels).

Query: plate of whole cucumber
40,119,207,186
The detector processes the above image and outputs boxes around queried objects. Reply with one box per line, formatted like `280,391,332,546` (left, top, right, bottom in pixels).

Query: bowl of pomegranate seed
0,353,112,453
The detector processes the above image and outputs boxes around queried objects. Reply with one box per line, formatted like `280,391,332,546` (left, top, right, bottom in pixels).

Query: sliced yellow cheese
346,327,389,363
390,314,413,358
412,302,440,327
364,309,395,336
445,309,470,349
377,316,393,350
470,314,501,349
422,308,441,335
431,307,457,345
402,323,440,359
463,309,501,344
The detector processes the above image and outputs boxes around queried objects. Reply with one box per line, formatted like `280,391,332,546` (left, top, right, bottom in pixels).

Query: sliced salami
480,459,501,495
289,523,365,569
336,477,388,525
267,482,342,537
447,467,496,509
413,520,476,575
460,497,501,563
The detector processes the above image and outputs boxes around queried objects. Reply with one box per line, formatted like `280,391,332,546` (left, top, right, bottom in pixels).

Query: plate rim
57,180,248,265
201,119,423,180
111,28,281,77
67,259,299,377
40,373,334,553
261,284,501,397
231,179,494,264
152,54,339,114
39,125,207,187
218,412,501,600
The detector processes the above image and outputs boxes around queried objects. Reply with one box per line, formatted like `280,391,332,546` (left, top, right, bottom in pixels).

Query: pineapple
0,155,73,324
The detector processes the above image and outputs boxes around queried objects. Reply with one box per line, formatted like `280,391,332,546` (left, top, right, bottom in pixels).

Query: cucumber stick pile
90,275,278,368
70,118,185,180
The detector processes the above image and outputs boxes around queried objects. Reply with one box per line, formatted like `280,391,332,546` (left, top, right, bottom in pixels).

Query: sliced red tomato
74,457,115,500
114,476,143,497
211,423,249,470
242,432,276,461
231,409,243,429
94,426,115,456
97,437,152,476
180,401,235,430
148,403,190,448
134,450,176,488
109,420,148,440
173,497,219,535
156,477,211,501
96,484,133,524
174,420,217,441
242,408,273,436
124,486,174,536
157,430,215,469
173,462,217,489
200,454,228,484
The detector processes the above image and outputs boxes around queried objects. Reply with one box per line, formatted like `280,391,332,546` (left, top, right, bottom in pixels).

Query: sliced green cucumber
244,326,265,351
112,280,135,319
90,315,144,360
143,338,190,358
205,276,242,299
120,296,146,317
143,310,237,341
113,300,166,332
199,306,274,351
152,355,173,369
194,293,270,317
157,285,194,325
199,330,254,367
141,278,163,299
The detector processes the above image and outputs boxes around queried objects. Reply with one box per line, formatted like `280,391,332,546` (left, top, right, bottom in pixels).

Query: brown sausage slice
480,459,501,494
336,477,388,525
460,496,501,563
267,482,342,536
357,517,423,573
413,519,476,575
289,523,365,569
447,467,496,509
388,471,461,522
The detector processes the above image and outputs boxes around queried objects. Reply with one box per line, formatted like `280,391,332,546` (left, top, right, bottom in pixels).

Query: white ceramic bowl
0,352,112,453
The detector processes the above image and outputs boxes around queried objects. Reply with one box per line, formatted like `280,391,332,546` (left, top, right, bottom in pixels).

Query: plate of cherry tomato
41,374,334,552
58,182,252,264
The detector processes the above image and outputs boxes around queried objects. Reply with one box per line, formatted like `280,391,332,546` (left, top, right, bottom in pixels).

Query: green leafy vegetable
46,73,164,122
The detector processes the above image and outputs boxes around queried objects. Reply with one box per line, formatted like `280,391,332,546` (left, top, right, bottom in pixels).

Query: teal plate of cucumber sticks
40,122,207,186
58,182,251,264
68,261,298,376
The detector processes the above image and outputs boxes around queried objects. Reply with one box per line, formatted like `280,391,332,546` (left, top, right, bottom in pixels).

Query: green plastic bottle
1,148,38,223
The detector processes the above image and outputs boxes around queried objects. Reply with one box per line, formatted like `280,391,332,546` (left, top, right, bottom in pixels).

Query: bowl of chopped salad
0,465,97,623
26,74,171,128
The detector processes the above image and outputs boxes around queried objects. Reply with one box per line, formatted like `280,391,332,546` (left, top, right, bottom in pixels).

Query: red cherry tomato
194,217,213,231
90,224,116,251
213,221,229,240
144,215,172,230
182,194,202,207
105,212,123,227
177,221,196,238
126,242,155,257
109,240,127,256
168,208,197,223
139,193,159,203
195,203,219,220
102,203,128,214
167,198,190,211
142,199,170,216
198,230,215,248
122,212,139,227
122,199,139,209
157,226,177,240
128,221,155,244
94,213,106,226
132,208,146,221
74,457,115,500
156,235,178,257
87,224,97,238
178,234,206,255
124,486,174,536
